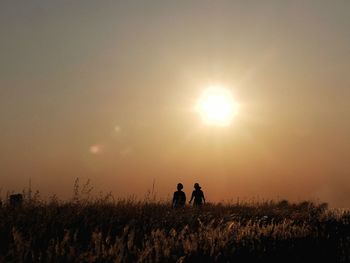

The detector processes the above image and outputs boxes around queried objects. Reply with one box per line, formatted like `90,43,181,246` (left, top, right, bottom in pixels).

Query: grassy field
0,196,349,263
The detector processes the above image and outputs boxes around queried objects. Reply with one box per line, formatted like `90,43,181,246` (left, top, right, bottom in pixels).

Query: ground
0,198,349,262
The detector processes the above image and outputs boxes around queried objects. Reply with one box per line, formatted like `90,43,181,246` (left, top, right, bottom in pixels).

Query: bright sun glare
196,86,238,126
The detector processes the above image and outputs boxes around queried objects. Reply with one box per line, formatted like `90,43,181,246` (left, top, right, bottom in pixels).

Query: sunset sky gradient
1,1,350,207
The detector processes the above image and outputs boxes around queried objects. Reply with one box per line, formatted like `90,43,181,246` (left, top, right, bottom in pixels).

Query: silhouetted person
172,183,186,208
189,183,205,206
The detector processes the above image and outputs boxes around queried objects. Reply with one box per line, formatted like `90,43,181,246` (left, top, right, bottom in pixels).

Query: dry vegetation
0,184,349,262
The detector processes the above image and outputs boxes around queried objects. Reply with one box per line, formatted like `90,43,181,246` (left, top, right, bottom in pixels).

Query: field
1,195,350,263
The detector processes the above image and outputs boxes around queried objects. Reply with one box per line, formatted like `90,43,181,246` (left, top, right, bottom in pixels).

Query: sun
195,86,238,126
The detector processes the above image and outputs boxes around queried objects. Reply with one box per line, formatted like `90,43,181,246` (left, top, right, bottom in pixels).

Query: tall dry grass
0,188,349,262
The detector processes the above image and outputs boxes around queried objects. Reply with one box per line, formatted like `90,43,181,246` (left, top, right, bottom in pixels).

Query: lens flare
89,144,103,155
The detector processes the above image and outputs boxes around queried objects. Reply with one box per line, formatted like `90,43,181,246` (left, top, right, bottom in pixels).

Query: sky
1,0,350,207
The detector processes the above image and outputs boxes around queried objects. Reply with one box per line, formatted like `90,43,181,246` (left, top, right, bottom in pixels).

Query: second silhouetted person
189,183,205,206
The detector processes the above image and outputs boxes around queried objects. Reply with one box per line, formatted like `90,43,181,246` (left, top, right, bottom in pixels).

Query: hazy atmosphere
1,0,350,207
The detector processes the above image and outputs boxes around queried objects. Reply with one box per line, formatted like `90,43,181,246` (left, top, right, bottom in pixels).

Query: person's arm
189,192,194,203
183,193,186,204
202,191,206,204
172,192,176,207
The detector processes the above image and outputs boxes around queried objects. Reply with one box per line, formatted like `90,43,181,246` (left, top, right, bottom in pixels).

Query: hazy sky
1,1,350,207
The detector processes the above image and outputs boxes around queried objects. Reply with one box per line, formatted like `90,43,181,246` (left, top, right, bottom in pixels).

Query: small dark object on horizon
9,194,23,207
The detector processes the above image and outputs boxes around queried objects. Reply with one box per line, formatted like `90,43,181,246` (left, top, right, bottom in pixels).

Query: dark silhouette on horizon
189,183,205,206
9,194,23,207
172,183,186,208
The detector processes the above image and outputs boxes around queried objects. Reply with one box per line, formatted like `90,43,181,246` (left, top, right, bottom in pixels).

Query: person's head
194,183,201,190
177,183,183,191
